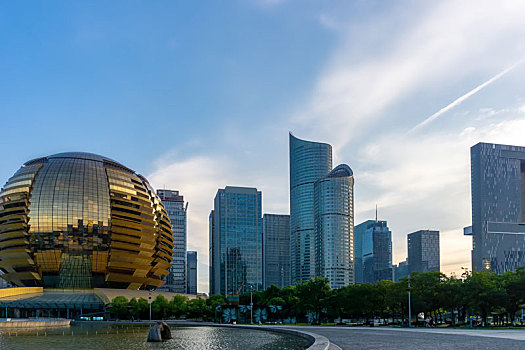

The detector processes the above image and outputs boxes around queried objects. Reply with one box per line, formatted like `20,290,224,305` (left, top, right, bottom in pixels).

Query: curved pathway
279,326,525,350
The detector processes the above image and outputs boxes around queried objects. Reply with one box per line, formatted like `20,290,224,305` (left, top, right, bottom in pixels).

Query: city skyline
1,1,525,293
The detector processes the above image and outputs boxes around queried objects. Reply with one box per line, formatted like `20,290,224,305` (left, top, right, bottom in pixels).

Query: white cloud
294,0,525,148
355,112,525,273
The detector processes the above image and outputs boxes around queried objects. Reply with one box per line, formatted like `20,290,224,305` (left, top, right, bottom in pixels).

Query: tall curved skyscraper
314,164,354,289
289,133,332,284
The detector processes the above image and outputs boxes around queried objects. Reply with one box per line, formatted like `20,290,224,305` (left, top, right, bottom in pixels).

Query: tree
169,295,189,319
295,277,331,324
463,271,505,325
110,296,129,320
151,295,170,320
187,297,209,320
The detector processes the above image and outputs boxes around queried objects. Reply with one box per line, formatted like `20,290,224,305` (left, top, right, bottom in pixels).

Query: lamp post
407,275,412,328
149,290,152,322
250,285,254,325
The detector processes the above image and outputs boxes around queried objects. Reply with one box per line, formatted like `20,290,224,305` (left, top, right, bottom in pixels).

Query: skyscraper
289,133,332,284
361,220,392,284
157,189,188,293
314,164,355,289
263,214,291,289
354,220,376,283
467,142,525,274
209,186,263,295
186,251,197,295
407,230,440,273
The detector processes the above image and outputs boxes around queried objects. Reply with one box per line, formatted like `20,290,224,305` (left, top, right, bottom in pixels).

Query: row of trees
110,268,525,326
109,294,226,321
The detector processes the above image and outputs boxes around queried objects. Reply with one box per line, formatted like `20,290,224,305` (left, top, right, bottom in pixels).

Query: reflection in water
0,325,310,350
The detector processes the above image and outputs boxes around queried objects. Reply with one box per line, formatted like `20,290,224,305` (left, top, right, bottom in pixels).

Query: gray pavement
280,326,525,350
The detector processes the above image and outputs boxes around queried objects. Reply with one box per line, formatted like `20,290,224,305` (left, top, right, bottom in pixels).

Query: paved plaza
282,326,525,350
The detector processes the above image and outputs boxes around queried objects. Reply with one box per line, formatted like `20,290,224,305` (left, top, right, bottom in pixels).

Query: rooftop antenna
375,204,378,222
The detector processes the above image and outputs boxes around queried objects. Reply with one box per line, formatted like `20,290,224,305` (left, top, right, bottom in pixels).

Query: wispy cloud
409,59,525,133
294,1,525,149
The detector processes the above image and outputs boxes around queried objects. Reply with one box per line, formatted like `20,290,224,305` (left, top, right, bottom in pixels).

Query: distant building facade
354,220,375,283
361,220,392,284
314,165,355,289
157,189,188,293
209,186,263,295
289,133,332,284
263,214,291,289
394,260,409,282
186,251,197,295
468,143,525,274
407,230,440,273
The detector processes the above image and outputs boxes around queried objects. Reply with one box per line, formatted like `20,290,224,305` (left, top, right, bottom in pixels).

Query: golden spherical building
0,152,173,290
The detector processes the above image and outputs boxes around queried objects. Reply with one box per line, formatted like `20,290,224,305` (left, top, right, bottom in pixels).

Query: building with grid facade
289,133,333,284
209,186,263,295
468,142,525,274
407,230,440,273
314,164,354,289
354,220,375,283
361,220,392,284
186,250,197,294
0,152,173,289
263,214,291,289
157,189,188,293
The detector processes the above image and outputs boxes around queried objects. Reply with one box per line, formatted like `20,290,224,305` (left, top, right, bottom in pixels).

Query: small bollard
37,331,39,336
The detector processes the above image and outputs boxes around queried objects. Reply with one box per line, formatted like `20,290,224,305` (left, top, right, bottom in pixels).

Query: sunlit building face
0,152,173,290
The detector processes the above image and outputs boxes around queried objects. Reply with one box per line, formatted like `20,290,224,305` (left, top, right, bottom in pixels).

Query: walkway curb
217,324,331,350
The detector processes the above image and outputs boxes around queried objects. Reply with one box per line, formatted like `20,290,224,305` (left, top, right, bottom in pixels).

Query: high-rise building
289,133,332,284
157,189,188,293
263,214,291,289
186,251,197,295
467,142,525,274
354,220,375,283
209,186,263,295
361,220,392,284
407,230,440,273
209,210,215,295
314,164,354,289
393,260,409,282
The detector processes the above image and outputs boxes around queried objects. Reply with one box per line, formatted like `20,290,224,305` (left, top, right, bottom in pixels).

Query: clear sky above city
1,1,525,292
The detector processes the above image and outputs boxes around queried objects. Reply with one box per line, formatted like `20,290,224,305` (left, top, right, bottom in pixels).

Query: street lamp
149,290,152,322
250,285,254,325
407,275,411,328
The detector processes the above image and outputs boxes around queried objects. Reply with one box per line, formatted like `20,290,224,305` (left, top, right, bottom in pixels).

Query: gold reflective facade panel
0,152,173,290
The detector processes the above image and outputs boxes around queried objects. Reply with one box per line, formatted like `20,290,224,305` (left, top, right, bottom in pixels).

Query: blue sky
2,1,525,292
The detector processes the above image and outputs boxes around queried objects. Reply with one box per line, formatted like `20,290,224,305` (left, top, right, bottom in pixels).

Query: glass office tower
263,214,291,289
289,133,332,284
314,164,354,289
354,220,375,283
407,230,440,273
186,251,197,295
157,190,188,293
468,142,525,274
209,186,263,295
361,220,393,284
